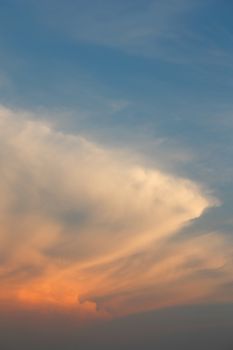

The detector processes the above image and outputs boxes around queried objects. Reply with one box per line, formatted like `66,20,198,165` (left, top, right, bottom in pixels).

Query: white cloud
0,105,232,320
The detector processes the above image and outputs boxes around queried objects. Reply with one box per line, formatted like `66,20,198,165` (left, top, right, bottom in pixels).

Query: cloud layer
0,105,232,320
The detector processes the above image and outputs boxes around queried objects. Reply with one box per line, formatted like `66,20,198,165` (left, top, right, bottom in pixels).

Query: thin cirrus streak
0,105,232,321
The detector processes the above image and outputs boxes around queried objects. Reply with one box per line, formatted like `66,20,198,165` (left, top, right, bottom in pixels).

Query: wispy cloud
0,105,232,321
34,0,197,60
29,0,233,65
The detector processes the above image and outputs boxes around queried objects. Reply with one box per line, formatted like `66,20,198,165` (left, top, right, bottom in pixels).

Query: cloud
31,0,227,65
32,0,195,60
27,0,233,67
0,105,232,320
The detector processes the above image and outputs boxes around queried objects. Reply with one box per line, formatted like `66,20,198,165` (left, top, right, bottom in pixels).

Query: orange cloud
0,105,232,321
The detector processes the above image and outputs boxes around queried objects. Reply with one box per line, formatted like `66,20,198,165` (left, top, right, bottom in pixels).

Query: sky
0,0,233,349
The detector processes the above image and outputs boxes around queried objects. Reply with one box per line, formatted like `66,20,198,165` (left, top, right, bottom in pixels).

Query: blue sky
0,1,233,348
